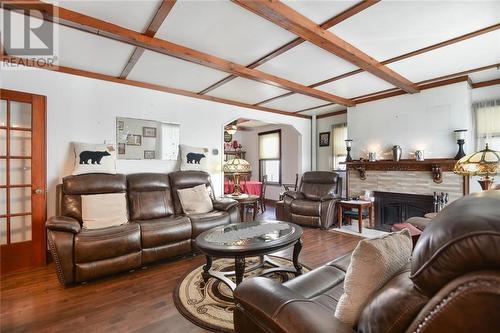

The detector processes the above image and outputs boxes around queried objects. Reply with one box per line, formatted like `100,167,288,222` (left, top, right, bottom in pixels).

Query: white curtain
474,100,500,151
332,123,347,170
259,132,280,159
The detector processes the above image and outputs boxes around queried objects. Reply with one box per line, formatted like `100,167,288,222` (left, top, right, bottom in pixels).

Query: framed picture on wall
126,134,142,146
118,143,125,154
143,127,157,138
144,150,155,159
117,120,124,131
319,132,330,147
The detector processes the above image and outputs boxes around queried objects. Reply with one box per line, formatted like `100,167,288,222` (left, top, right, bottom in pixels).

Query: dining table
224,180,263,196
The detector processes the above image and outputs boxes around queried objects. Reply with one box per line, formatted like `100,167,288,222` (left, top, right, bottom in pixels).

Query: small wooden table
224,194,259,222
337,200,374,233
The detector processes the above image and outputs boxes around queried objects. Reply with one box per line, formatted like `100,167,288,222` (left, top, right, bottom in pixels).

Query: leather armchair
276,171,342,229
235,190,500,333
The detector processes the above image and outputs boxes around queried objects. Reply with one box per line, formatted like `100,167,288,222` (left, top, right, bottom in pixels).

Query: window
475,100,500,151
332,123,347,170
259,130,281,184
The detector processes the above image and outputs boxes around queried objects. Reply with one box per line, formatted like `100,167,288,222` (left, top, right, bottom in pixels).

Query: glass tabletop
200,221,296,247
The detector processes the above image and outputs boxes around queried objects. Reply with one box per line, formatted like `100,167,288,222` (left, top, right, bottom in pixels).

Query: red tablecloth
224,180,262,196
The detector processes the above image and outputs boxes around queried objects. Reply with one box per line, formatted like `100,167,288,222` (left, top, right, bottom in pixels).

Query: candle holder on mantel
454,129,467,159
345,139,353,162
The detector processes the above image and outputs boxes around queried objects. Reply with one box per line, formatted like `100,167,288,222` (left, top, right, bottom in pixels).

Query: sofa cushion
81,193,128,229
177,184,213,214
127,173,174,220
135,216,191,248
74,223,141,263
189,210,231,238
335,229,412,327
291,199,320,216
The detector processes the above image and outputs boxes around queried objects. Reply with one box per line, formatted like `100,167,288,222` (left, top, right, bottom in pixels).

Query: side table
337,200,374,233
224,194,259,222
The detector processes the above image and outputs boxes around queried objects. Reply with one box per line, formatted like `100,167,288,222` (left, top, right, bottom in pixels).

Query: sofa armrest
320,193,339,201
212,198,239,211
234,277,354,333
283,191,304,200
46,216,81,234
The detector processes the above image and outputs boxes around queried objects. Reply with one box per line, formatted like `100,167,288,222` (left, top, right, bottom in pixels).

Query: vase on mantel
392,145,402,161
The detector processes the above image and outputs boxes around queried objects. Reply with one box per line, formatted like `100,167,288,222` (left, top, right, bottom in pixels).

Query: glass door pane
0,218,6,245
10,102,31,128
10,159,31,185
9,187,31,214
0,100,6,127
10,215,31,243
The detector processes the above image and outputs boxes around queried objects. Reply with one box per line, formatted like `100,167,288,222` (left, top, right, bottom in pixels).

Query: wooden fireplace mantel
345,158,458,184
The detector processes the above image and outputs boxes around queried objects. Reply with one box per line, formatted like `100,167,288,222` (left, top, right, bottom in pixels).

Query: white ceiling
331,1,500,61
4,0,500,117
155,0,297,65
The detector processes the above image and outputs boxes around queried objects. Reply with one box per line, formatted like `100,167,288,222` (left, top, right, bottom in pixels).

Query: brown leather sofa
276,171,342,229
46,171,239,286
234,190,500,333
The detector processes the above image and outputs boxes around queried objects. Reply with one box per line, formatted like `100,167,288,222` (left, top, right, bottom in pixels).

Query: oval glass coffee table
196,220,303,291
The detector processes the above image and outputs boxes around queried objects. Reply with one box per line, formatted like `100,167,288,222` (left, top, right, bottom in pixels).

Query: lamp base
454,139,466,160
232,173,242,196
478,178,494,191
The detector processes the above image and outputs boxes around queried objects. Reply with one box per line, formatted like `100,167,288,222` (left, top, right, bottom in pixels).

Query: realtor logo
2,3,54,56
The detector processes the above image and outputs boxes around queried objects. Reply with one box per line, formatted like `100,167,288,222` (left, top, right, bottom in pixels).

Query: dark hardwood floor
1,204,362,333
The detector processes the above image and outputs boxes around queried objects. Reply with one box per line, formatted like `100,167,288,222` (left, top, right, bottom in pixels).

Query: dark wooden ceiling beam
0,54,311,119
233,0,419,94
119,0,177,79
198,0,380,94
254,23,500,106
471,78,500,89
316,110,347,119
1,0,354,106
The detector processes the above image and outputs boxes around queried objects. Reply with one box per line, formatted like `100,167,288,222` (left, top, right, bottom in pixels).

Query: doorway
1,89,47,274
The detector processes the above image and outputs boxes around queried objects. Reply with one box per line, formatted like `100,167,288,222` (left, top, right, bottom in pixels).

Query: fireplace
374,191,434,231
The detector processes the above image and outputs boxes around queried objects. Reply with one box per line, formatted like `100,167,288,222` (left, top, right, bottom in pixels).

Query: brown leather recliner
276,171,342,229
234,190,500,333
46,171,239,286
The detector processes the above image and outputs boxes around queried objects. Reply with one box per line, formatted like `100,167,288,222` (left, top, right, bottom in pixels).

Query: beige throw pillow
177,184,213,214
335,229,412,327
81,193,128,229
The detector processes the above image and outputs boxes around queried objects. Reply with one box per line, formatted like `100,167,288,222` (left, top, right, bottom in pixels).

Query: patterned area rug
174,256,310,332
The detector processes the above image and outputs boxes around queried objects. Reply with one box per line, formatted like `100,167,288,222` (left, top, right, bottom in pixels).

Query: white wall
316,114,347,171
348,82,474,160
238,124,301,201
1,67,311,216
472,84,500,102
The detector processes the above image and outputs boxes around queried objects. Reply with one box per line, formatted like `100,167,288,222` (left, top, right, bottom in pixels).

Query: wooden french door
1,89,46,274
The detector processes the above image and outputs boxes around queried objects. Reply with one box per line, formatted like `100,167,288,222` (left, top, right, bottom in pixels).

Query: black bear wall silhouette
186,152,206,164
79,151,111,165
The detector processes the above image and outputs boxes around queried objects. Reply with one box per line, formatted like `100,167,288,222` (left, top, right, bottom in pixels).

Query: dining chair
279,173,299,200
258,175,268,212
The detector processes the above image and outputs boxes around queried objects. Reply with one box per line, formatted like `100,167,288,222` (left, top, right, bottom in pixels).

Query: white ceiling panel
6,7,135,77
331,1,500,61
128,50,228,92
387,30,500,83
58,26,135,76
257,42,359,86
261,94,328,113
207,77,289,105
156,0,296,65
299,104,346,116
318,72,396,98
47,0,161,32
282,0,358,25
469,68,500,83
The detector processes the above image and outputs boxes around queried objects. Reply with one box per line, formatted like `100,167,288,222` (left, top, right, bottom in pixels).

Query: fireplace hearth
374,191,434,231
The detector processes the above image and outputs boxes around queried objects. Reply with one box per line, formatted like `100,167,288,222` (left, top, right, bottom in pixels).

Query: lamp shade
223,158,251,174
453,143,500,177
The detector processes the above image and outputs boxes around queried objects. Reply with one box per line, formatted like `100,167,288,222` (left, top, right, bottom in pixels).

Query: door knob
34,188,44,194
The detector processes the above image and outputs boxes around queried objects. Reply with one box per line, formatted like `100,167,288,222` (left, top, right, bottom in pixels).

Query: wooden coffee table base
201,239,303,291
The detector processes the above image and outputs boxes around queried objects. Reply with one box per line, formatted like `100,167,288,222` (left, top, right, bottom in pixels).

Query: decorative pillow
177,184,213,214
179,144,208,171
335,229,412,327
81,193,128,229
73,142,116,175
